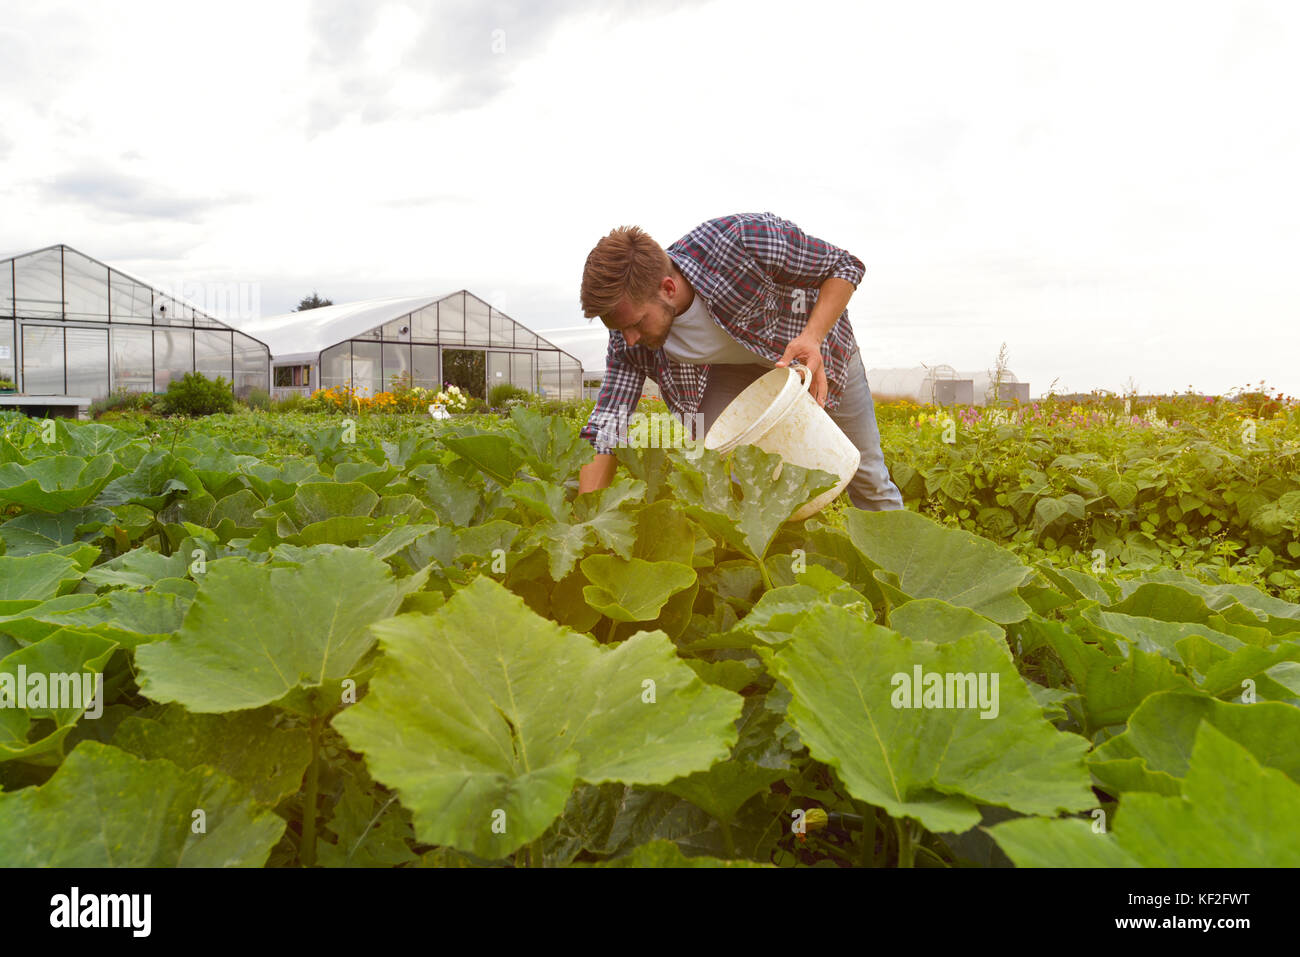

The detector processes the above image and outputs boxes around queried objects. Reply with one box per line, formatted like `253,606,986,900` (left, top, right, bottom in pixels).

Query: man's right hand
578,453,618,494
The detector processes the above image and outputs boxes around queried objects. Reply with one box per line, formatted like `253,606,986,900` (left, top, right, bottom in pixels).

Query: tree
295,292,334,312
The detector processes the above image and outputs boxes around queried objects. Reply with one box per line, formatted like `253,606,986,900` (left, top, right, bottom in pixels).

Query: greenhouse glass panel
465,294,491,346
411,305,438,342
412,344,439,388
22,325,64,393
111,327,153,392
66,327,109,399
153,328,193,391
320,341,351,389
515,327,538,350
382,341,411,391
0,260,12,317
154,294,188,326
510,352,533,392
351,341,382,397
14,249,63,319
560,355,583,401
233,333,268,398
195,329,233,382
537,351,560,399
487,351,510,390
63,251,110,322
489,308,514,348
0,319,15,383
383,317,411,341
439,293,465,345
108,271,153,323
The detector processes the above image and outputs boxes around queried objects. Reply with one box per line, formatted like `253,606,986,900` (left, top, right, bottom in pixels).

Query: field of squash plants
1,394,1298,868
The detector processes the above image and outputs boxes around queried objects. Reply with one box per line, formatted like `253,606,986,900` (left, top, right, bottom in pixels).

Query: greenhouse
0,244,271,406
233,291,584,402
866,365,1031,406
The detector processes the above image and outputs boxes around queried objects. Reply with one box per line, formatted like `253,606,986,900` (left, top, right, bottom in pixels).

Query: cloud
302,0,707,133
38,168,250,221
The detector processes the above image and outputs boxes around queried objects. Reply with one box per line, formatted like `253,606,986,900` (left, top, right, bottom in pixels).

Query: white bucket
704,365,860,521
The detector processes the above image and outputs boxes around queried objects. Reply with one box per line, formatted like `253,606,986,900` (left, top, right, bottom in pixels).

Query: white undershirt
661,292,774,366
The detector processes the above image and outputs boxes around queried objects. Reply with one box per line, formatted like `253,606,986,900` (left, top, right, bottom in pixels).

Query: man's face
605,291,675,350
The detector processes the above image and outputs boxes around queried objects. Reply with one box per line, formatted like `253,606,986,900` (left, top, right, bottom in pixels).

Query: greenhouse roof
229,290,574,362
230,294,443,358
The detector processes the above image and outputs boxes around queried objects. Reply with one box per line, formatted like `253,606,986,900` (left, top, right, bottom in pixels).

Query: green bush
155,372,236,417
488,383,531,408
90,388,154,419
244,387,271,411
0,378,15,391
272,393,309,412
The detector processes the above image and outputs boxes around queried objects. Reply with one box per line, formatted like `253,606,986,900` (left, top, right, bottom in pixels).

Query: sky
3,0,1298,397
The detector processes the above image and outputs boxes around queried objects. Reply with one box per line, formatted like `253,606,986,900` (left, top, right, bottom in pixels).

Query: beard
641,294,675,350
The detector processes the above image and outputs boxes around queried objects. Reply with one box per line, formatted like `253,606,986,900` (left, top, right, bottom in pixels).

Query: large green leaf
112,704,312,805
0,453,119,512
440,432,522,486
0,553,86,600
989,722,1300,866
724,566,871,646
0,741,285,866
762,606,1092,834
667,446,838,564
0,628,118,763
0,588,187,650
889,599,1004,645
844,509,1032,623
333,576,742,858
0,505,117,555
1089,691,1300,792
136,548,429,715
316,776,418,868
580,555,697,623
507,406,593,483
95,448,213,514
1018,615,1196,731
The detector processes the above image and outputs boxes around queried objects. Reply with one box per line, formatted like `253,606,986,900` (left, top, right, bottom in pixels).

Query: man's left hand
775,334,828,406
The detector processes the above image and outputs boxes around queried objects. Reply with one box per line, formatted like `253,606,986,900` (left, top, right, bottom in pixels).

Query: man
577,211,903,512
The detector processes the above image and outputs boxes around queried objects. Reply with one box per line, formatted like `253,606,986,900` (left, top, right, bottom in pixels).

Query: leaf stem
720,820,737,859
301,715,323,866
606,618,618,643
757,556,774,592
895,817,916,869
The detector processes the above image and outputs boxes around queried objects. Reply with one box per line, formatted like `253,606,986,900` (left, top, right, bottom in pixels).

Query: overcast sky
3,0,1298,397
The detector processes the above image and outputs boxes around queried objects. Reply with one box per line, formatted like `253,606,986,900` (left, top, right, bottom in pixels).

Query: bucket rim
704,365,807,453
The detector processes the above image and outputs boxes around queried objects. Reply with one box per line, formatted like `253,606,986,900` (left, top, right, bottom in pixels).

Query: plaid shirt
580,211,866,454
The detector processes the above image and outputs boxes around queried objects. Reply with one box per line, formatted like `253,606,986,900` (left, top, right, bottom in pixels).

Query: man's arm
576,337,644,494
775,277,856,406
727,213,865,407
578,452,618,494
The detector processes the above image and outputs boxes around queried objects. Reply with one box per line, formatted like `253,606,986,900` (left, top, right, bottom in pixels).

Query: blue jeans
698,349,904,511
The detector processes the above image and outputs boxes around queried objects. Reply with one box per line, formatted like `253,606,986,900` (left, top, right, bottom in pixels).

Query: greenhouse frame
234,291,584,402
0,244,271,405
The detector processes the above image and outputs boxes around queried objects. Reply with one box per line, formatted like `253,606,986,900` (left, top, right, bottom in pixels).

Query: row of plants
0,407,1296,866
876,393,1300,603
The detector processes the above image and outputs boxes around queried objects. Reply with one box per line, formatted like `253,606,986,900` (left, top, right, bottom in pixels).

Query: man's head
580,225,689,350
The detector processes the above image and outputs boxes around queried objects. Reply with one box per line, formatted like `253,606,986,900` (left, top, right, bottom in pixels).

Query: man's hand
775,334,828,406
578,452,618,494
